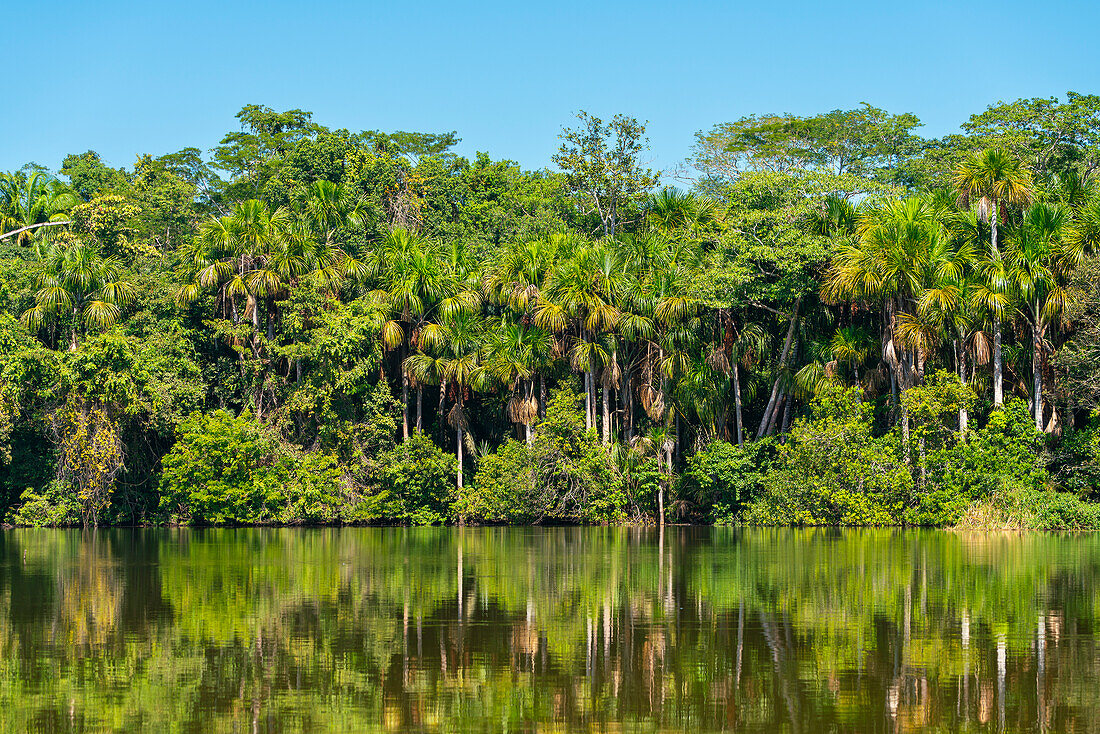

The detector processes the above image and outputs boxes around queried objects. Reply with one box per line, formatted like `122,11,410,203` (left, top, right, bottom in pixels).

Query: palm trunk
757,297,801,439
733,363,744,445
539,373,546,420
993,317,1004,407
1033,309,1043,431
402,365,410,440
992,203,1004,408
525,380,534,445
620,362,632,442
70,306,80,351
456,398,464,492
957,339,968,440
602,383,610,445
584,370,593,432
416,386,423,433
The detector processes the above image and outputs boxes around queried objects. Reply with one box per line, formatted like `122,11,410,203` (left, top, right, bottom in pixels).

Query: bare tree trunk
416,386,423,433
584,370,593,432
992,204,1004,408
757,298,801,439
539,373,546,420
1033,314,1044,431
733,363,744,445
402,362,410,441
602,383,611,445
525,380,533,445
456,410,464,491
957,340,968,440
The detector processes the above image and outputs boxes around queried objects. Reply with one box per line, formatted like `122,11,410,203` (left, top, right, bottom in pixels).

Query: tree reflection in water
0,526,1098,732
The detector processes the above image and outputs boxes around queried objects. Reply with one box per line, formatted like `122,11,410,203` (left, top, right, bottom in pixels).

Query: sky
3,0,1099,178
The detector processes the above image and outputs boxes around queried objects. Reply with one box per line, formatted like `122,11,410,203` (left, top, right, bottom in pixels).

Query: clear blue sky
4,0,1098,177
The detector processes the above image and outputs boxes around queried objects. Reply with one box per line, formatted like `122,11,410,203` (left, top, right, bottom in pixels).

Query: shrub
910,399,1048,525
955,483,1100,530
1052,419,1100,499
461,440,534,523
678,439,776,524
159,411,348,525
528,388,625,523
11,480,82,527
745,383,911,526
375,432,456,524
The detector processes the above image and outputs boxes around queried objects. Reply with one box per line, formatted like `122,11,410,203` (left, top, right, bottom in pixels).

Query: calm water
1,528,1098,732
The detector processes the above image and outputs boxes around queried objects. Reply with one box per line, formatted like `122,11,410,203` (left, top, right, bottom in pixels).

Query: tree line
3,96,1100,527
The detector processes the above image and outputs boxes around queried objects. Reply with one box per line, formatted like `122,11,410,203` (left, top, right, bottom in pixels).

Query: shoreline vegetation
3,98,1100,530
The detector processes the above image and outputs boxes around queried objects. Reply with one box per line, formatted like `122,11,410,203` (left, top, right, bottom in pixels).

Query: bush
374,432,456,524
1052,419,1100,499
159,410,344,525
459,387,626,524
461,440,534,523
678,439,776,524
745,384,911,526
528,388,626,523
11,480,82,527
910,399,1048,525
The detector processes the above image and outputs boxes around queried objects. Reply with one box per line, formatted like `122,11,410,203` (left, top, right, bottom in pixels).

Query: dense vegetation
3,96,1100,528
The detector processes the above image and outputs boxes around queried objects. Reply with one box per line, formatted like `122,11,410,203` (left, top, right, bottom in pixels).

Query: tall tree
553,112,658,237
954,148,1034,407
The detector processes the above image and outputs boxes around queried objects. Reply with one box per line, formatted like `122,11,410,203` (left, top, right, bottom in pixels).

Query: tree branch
0,220,71,242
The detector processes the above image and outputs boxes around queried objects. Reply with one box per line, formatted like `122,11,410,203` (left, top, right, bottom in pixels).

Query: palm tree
1007,202,1091,430
829,326,875,397
0,171,80,246
420,311,487,493
484,318,552,443
536,242,620,437
369,228,480,437
825,195,954,443
728,321,768,445
954,148,1034,407
22,238,135,350
177,199,292,334
646,187,724,242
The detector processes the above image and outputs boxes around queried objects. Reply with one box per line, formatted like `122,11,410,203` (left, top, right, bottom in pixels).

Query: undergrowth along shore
10,380,1100,530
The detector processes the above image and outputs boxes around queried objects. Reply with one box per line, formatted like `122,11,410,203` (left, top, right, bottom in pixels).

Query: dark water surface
1,527,1098,732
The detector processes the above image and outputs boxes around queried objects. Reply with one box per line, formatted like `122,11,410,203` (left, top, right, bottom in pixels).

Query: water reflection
1,527,1098,732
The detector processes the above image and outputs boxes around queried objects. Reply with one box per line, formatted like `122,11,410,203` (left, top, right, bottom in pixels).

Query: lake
1,527,1097,732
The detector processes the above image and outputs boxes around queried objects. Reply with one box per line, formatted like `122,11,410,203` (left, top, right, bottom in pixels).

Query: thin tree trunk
401,346,410,440
992,203,1004,408
757,297,801,439
584,370,593,432
733,363,744,445
456,403,464,492
602,383,611,445
993,317,1004,408
957,339,968,440
416,386,423,433
1033,312,1044,431
539,373,546,420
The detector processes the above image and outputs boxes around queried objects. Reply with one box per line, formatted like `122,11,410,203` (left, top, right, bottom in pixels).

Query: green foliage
159,411,344,525
10,480,81,527
375,432,456,525
679,439,776,524
528,388,626,523
6,100,1100,529
746,384,912,526
1053,419,1100,498
460,440,534,523
955,484,1100,530
913,399,1049,526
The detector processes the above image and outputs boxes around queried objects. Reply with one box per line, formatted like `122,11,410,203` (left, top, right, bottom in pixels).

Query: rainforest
3,97,1100,529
